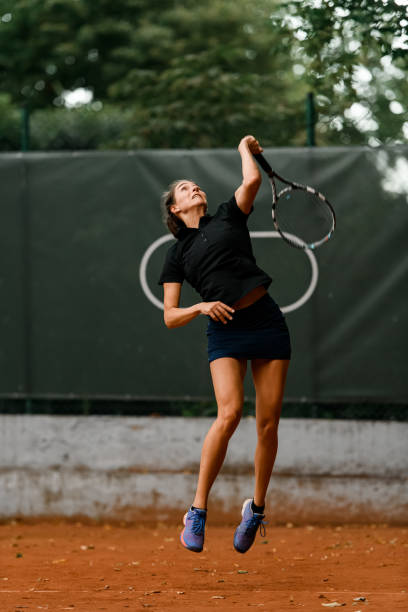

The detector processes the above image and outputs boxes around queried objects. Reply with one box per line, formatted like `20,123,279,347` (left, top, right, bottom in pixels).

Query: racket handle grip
253,153,273,175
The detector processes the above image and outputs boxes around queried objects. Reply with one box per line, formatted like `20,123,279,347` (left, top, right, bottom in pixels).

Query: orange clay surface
0,520,407,611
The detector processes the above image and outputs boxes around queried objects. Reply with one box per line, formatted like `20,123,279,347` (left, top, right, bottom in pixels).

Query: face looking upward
170,181,208,217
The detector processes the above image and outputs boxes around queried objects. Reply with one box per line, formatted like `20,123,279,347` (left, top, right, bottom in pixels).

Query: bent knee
257,418,280,440
217,408,242,437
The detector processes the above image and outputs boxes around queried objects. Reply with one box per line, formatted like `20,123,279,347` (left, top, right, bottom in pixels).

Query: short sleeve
158,243,185,285
215,195,253,224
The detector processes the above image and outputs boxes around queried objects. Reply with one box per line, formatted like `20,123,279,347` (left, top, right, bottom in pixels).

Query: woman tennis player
158,135,291,554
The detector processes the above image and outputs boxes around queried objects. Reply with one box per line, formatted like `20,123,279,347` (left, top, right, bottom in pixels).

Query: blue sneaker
180,506,207,552
233,498,266,553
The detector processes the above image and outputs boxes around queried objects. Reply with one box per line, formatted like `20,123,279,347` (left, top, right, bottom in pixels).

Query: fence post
21,106,30,151
306,92,316,146
21,159,33,405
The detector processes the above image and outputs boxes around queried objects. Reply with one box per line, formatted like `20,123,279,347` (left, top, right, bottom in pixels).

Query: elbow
244,175,261,189
164,312,175,329
242,176,261,199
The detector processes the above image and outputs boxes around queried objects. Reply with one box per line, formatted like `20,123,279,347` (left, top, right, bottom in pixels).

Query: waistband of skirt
207,293,284,331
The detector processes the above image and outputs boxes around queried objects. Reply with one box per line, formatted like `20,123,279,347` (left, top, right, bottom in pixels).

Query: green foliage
0,96,134,150
280,0,408,145
0,0,407,149
31,105,133,150
0,94,21,150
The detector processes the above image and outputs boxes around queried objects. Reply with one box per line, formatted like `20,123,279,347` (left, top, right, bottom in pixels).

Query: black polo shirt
158,195,272,306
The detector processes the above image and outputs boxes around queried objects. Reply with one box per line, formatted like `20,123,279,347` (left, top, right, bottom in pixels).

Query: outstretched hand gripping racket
253,152,336,250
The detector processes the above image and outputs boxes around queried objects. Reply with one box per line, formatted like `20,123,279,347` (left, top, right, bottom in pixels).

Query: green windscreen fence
0,147,407,402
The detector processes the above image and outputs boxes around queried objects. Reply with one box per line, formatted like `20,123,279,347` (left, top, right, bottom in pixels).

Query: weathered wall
1,416,407,524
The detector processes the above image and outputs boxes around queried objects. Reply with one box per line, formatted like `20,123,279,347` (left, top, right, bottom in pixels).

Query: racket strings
275,188,334,247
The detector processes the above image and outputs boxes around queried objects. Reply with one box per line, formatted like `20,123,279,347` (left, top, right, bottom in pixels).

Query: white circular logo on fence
139,232,319,314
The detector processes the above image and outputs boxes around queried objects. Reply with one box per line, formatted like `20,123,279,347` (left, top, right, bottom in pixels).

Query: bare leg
192,357,247,509
250,359,290,507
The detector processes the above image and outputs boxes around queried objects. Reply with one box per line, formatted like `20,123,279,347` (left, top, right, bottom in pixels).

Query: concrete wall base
1,469,407,524
1,416,407,524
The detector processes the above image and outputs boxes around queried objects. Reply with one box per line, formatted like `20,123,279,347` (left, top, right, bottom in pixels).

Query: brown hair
160,180,188,237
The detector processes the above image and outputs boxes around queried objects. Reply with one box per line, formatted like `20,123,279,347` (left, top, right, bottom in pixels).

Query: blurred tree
0,0,406,148
281,0,408,145
0,94,20,149
0,0,155,108
0,0,307,147
108,1,308,147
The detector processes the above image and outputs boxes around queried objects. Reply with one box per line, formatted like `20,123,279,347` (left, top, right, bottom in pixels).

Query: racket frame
253,153,336,250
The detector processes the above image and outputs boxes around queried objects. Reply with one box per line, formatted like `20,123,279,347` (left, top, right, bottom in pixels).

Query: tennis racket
253,152,336,250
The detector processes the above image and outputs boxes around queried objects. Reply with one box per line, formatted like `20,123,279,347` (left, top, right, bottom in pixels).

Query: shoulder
165,241,180,256
158,240,184,285
163,240,183,265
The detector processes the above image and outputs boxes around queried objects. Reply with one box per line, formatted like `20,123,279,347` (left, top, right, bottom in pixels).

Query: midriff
233,285,267,311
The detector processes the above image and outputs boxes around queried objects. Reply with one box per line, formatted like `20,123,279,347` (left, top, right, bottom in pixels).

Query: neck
181,205,206,229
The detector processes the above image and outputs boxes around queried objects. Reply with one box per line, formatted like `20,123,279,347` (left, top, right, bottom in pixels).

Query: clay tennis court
1,519,406,611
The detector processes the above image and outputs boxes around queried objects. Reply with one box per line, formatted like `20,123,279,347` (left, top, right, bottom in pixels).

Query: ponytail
160,180,187,237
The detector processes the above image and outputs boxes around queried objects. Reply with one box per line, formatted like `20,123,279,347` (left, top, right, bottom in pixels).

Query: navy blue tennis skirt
206,293,291,363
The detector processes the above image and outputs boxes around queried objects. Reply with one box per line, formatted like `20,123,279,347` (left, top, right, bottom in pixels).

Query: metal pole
21,106,30,151
21,159,33,405
306,92,316,146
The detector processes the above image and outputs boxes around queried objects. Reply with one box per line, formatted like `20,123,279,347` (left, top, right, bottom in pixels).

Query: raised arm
163,283,235,328
235,135,263,215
